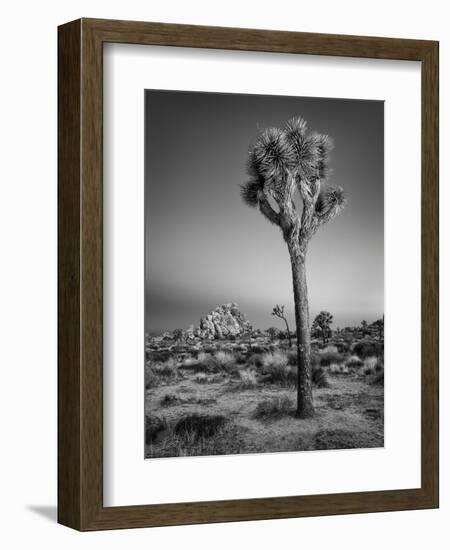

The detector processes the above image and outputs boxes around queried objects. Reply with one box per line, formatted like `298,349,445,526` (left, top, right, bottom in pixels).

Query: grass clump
346,355,363,369
151,357,179,379
174,413,227,440
214,350,235,368
180,356,211,373
150,350,173,363
145,365,160,389
330,363,350,375
363,356,379,375
255,395,293,419
235,369,258,390
353,340,383,360
263,364,297,387
194,372,209,384
319,345,343,366
262,350,288,369
145,415,166,444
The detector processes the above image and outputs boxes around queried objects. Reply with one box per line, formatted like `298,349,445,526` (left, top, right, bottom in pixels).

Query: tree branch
258,190,281,226
316,205,341,226
299,178,320,237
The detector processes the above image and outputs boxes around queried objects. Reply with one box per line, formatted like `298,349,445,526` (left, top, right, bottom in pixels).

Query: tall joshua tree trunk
289,244,314,418
240,116,346,418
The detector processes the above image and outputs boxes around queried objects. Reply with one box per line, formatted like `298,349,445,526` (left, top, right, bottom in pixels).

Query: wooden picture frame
58,18,439,531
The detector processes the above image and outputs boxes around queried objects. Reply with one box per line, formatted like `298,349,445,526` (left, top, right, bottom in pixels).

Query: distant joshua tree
361,320,368,335
267,327,280,340
312,311,334,344
271,304,293,347
172,328,184,343
241,116,346,417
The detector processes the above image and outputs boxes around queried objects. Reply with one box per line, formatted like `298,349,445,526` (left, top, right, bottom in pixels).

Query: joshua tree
271,304,293,347
313,311,334,344
267,326,280,340
172,328,184,344
361,320,368,335
241,117,345,417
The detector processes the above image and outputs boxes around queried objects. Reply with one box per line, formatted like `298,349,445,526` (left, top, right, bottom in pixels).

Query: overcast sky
145,90,384,333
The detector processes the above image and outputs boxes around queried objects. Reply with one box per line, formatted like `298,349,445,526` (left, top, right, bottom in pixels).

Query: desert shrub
150,350,173,363
183,352,238,374
174,413,227,440
181,354,212,373
262,350,288,369
214,350,234,366
329,363,350,375
211,351,239,375
353,340,383,360
334,341,351,353
249,344,269,354
152,357,178,379
194,372,209,384
261,351,296,386
160,392,180,406
346,355,363,369
145,365,160,389
267,327,281,340
270,365,297,386
235,369,258,390
319,346,343,366
145,415,166,444
363,356,379,375
312,366,330,388
255,396,293,419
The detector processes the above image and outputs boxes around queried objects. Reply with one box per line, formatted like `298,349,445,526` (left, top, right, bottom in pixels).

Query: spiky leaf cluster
246,117,332,192
242,116,346,239
315,185,346,222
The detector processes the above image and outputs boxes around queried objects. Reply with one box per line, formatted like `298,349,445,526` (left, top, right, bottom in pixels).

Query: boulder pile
195,303,252,340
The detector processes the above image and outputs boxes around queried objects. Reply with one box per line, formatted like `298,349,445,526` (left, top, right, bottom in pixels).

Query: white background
104,45,421,506
0,0,448,548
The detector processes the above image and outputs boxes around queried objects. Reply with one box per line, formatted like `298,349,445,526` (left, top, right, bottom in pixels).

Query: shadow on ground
27,505,57,523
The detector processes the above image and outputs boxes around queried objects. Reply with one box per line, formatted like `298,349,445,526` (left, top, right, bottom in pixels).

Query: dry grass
319,345,343,366
346,355,363,369
236,369,258,389
255,396,294,419
174,413,228,440
145,344,384,458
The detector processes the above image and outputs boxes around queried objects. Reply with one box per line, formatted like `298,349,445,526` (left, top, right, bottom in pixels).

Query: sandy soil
145,368,384,458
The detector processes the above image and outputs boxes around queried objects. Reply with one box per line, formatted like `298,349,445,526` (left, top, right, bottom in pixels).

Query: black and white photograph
144,90,384,459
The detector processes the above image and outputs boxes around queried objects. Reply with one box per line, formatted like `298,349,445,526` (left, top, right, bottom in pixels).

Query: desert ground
145,310,384,459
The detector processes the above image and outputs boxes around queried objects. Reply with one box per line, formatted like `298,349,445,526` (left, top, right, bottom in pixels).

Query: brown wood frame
58,18,439,531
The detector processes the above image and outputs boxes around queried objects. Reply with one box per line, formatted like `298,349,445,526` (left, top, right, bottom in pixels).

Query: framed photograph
58,18,439,530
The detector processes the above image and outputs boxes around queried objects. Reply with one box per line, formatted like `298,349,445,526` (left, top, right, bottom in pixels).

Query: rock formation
195,303,252,340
